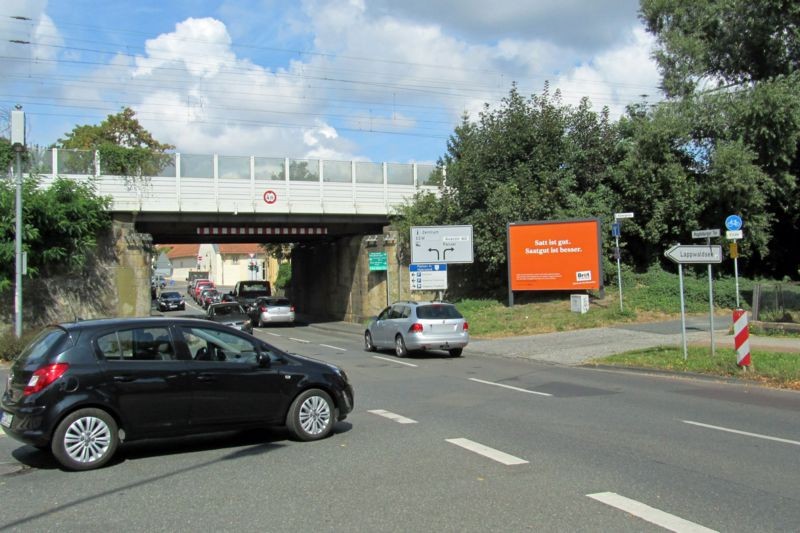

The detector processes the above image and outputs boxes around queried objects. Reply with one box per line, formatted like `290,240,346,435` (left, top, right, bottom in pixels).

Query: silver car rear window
416,305,463,320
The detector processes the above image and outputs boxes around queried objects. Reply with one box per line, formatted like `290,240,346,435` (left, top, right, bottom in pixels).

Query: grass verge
585,346,800,390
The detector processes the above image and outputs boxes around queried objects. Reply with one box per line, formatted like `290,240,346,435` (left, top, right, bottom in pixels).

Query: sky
1,0,662,165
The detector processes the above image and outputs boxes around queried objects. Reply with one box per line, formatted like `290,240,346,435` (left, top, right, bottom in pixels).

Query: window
417,305,463,320
97,327,176,361
232,255,240,265
181,326,258,363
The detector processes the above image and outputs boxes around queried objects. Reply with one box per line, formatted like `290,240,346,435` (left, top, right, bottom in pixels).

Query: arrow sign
664,245,723,264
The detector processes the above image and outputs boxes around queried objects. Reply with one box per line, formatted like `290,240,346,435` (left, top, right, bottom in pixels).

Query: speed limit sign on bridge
263,190,277,204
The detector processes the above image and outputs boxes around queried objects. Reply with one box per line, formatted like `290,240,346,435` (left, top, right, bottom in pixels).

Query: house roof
217,244,265,256
156,243,265,258
158,244,199,259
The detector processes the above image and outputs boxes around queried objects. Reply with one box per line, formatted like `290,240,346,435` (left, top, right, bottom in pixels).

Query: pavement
307,314,800,366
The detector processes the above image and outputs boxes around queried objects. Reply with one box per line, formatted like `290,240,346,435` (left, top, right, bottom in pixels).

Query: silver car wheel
298,395,331,436
63,416,112,464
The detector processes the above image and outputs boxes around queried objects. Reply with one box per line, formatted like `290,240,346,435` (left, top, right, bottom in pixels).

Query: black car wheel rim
63,416,112,464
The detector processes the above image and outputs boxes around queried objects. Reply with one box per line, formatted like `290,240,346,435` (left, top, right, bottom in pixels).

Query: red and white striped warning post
733,309,751,367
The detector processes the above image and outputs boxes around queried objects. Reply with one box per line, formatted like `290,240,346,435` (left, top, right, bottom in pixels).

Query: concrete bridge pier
291,231,403,324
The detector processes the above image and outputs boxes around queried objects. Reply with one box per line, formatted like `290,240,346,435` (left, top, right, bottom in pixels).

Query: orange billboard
507,219,603,291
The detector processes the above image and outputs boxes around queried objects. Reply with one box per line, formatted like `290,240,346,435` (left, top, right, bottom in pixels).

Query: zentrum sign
507,219,603,303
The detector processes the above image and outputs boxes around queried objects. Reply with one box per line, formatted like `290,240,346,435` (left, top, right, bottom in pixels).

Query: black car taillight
24,363,70,396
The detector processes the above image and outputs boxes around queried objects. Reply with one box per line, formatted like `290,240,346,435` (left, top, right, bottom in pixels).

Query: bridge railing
25,148,442,215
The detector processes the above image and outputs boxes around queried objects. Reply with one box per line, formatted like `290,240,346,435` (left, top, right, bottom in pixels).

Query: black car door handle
112,375,136,382
196,374,217,382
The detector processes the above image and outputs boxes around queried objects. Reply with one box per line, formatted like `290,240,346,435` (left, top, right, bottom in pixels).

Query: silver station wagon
364,301,469,358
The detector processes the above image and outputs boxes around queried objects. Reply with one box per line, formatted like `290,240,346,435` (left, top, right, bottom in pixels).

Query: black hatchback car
0,317,354,471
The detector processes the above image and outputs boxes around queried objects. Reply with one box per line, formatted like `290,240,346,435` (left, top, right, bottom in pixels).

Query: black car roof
58,316,213,332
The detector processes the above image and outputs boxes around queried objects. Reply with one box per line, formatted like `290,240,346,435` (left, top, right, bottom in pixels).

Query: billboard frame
506,218,604,307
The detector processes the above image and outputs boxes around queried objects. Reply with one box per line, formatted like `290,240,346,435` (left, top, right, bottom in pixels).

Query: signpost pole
678,263,688,361
707,236,715,357
734,254,740,309
615,232,623,312
12,105,25,339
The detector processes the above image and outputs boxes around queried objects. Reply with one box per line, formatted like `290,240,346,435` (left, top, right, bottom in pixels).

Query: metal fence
752,282,800,323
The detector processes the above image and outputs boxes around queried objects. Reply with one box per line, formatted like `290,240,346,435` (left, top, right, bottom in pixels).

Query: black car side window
377,307,390,320
98,327,176,361
181,326,258,364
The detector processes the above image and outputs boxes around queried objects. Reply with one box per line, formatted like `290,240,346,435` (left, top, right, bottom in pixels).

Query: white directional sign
409,263,448,290
614,212,635,219
411,225,473,264
664,245,723,264
691,229,720,239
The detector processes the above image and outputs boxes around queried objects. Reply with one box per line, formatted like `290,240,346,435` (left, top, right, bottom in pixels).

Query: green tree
0,176,111,290
394,85,620,293
640,0,800,277
57,107,174,183
640,0,800,97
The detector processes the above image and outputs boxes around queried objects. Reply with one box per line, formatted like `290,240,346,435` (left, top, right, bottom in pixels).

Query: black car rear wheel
286,389,335,441
51,408,119,471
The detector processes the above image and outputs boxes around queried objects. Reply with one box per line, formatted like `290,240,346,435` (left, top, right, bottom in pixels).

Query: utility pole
11,105,26,338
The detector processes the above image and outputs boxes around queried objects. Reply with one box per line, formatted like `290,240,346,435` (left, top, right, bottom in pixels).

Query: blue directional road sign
611,223,620,238
725,215,743,231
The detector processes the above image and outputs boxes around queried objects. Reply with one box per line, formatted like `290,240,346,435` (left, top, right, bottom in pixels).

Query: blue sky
1,0,662,164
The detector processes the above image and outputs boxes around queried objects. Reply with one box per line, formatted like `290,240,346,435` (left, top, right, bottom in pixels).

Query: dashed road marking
445,438,528,466
320,344,347,352
468,378,552,397
0,428,6,438
289,337,310,344
368,409,418,424
372,355,418,368
683,420,800,447
264,332,281,337
587,492,717,533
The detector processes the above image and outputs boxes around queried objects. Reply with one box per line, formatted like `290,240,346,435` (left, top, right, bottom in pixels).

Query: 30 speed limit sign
263,190,277,204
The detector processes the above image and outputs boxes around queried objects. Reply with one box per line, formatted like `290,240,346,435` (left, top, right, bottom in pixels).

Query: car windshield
416,305,463,320
161,292,181,298
213,305,246,315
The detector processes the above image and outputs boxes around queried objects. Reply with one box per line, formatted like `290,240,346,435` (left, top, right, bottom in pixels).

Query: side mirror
256,353,271,368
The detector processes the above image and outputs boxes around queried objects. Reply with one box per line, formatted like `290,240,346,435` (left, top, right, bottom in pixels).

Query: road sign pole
678,263,688,361
615,234,623,312
707,237,715,357
734,255,740,309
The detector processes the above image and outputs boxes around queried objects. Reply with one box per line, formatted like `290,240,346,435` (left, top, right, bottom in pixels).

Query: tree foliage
0,176,111,291
640,0,800,97
393,85,621,292
57,107,174,183
639,0,800,276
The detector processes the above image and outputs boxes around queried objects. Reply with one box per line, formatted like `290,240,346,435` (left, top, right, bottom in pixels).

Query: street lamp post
11,105,26,338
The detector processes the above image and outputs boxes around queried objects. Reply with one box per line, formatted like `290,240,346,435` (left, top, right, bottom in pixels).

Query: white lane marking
468,378,552,397
683,420,800,447
0,428,6,438
587,492,718,533
264,332,281,337
368,409,418,424
372,355,418,368
445,438,528,466
289,337,310,344
320,344,347,352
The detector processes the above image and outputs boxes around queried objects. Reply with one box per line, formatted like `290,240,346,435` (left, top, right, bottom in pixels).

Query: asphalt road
1,304,799,532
